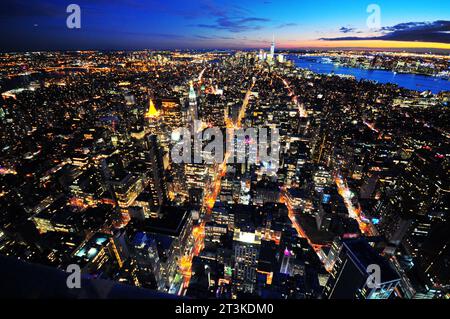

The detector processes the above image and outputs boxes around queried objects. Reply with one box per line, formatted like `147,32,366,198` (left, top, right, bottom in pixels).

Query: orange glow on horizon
278,40,450,50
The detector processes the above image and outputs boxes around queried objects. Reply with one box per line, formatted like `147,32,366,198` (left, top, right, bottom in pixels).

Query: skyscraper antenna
270,34,275,56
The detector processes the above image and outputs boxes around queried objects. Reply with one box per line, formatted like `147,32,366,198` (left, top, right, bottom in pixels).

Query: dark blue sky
1,0,449,51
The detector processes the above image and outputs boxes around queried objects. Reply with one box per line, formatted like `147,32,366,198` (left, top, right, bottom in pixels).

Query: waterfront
289,55,450,94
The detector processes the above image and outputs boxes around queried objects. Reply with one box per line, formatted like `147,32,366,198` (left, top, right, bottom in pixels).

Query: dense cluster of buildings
0,46,448,299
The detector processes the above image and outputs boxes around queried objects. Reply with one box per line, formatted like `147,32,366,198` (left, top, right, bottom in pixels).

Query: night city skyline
0,0,449,310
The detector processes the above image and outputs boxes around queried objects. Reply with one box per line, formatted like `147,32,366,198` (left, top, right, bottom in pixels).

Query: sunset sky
1,0,449,51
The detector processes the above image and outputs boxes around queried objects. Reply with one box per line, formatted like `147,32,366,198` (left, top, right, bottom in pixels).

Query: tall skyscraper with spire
145,98,159,118
188,80,198,123
145,89,160,119
144,91,161,135
270,34,275,56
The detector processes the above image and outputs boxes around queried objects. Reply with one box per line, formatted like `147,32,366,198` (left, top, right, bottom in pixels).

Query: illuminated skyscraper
145,97,160,119
233,227,261,294
188,81,198,124
72,232,128,276
145,95,161,136
145,134,168,210
270,34,275,56
323,238,401,299
231,205,261,294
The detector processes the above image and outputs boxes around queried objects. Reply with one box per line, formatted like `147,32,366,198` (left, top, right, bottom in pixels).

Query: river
288,55,450,94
